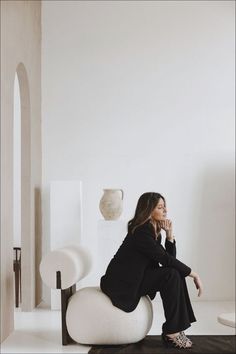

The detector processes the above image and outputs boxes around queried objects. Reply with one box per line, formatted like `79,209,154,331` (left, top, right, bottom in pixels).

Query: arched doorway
13,71,21,309
13,63,34,312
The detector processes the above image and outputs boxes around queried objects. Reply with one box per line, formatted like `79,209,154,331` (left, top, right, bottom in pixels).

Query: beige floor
1,300,235,353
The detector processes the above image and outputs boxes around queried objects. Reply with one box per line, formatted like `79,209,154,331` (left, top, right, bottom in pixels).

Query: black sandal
162,332,192,349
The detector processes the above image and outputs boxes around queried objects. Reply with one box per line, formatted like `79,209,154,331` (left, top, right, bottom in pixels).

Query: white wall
42,1,235,302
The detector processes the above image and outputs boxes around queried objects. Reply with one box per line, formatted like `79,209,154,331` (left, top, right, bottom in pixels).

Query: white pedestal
96,220,127,282
50,180,83,309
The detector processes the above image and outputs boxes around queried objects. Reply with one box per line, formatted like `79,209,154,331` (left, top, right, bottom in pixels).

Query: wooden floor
1,300,235,353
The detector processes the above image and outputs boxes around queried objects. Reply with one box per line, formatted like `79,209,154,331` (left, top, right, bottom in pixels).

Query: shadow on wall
191,161,235,301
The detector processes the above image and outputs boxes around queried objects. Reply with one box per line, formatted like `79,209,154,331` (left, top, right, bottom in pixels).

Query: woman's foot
166,331,192,344
162,332,192,349
166,331,180,339
180,331,193,345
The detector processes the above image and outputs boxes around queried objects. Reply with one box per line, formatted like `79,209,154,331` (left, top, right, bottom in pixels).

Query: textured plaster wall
1,0,42,342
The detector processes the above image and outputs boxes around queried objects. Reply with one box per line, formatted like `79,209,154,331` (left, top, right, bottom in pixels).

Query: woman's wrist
189,271,198,278
166,237,175,243
166,230,174,241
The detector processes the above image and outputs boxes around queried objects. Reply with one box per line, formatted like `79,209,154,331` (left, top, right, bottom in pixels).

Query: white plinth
50,180,83,309
96,220,127,282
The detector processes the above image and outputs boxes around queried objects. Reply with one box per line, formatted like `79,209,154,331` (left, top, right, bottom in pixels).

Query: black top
100,220,191,312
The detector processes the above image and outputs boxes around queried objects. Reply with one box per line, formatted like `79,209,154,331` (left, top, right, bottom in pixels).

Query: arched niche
14,63,34,311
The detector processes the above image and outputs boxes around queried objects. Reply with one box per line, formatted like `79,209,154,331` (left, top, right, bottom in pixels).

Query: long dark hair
128,192,166,234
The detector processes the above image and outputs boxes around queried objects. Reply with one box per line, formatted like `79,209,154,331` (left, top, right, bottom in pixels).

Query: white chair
40,245,153,345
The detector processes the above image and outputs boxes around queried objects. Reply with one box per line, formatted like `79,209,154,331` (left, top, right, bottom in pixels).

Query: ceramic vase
99,189,124,220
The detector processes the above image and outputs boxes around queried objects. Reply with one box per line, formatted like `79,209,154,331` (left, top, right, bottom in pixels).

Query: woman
100,192,203,349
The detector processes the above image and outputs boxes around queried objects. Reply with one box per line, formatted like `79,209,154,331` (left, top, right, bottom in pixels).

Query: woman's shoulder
133,220,155,237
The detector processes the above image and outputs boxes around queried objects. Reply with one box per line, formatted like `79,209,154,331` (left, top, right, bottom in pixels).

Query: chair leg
15,264,20,307
19,266,21,304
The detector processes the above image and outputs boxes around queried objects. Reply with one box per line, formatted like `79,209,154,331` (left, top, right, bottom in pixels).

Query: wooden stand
56,271,76,345
13,247,21,308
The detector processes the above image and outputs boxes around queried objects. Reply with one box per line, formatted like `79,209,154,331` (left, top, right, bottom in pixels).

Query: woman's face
150,198,167,221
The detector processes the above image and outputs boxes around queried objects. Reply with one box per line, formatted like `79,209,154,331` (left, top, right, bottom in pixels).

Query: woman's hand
194,275,203,297
159,219,174,242
159,219,172,231
189,271,203,297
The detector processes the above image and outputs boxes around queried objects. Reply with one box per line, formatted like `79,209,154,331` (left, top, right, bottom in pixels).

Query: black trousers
139,267,196,334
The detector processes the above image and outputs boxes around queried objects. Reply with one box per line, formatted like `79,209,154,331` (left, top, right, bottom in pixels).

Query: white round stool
217,312,235,328
66,286,153,345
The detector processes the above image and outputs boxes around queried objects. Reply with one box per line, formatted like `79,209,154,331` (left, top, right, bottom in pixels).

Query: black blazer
100,220,191,312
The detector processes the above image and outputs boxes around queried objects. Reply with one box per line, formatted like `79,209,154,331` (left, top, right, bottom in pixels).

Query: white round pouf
217,312,236,328
66,287,153,345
